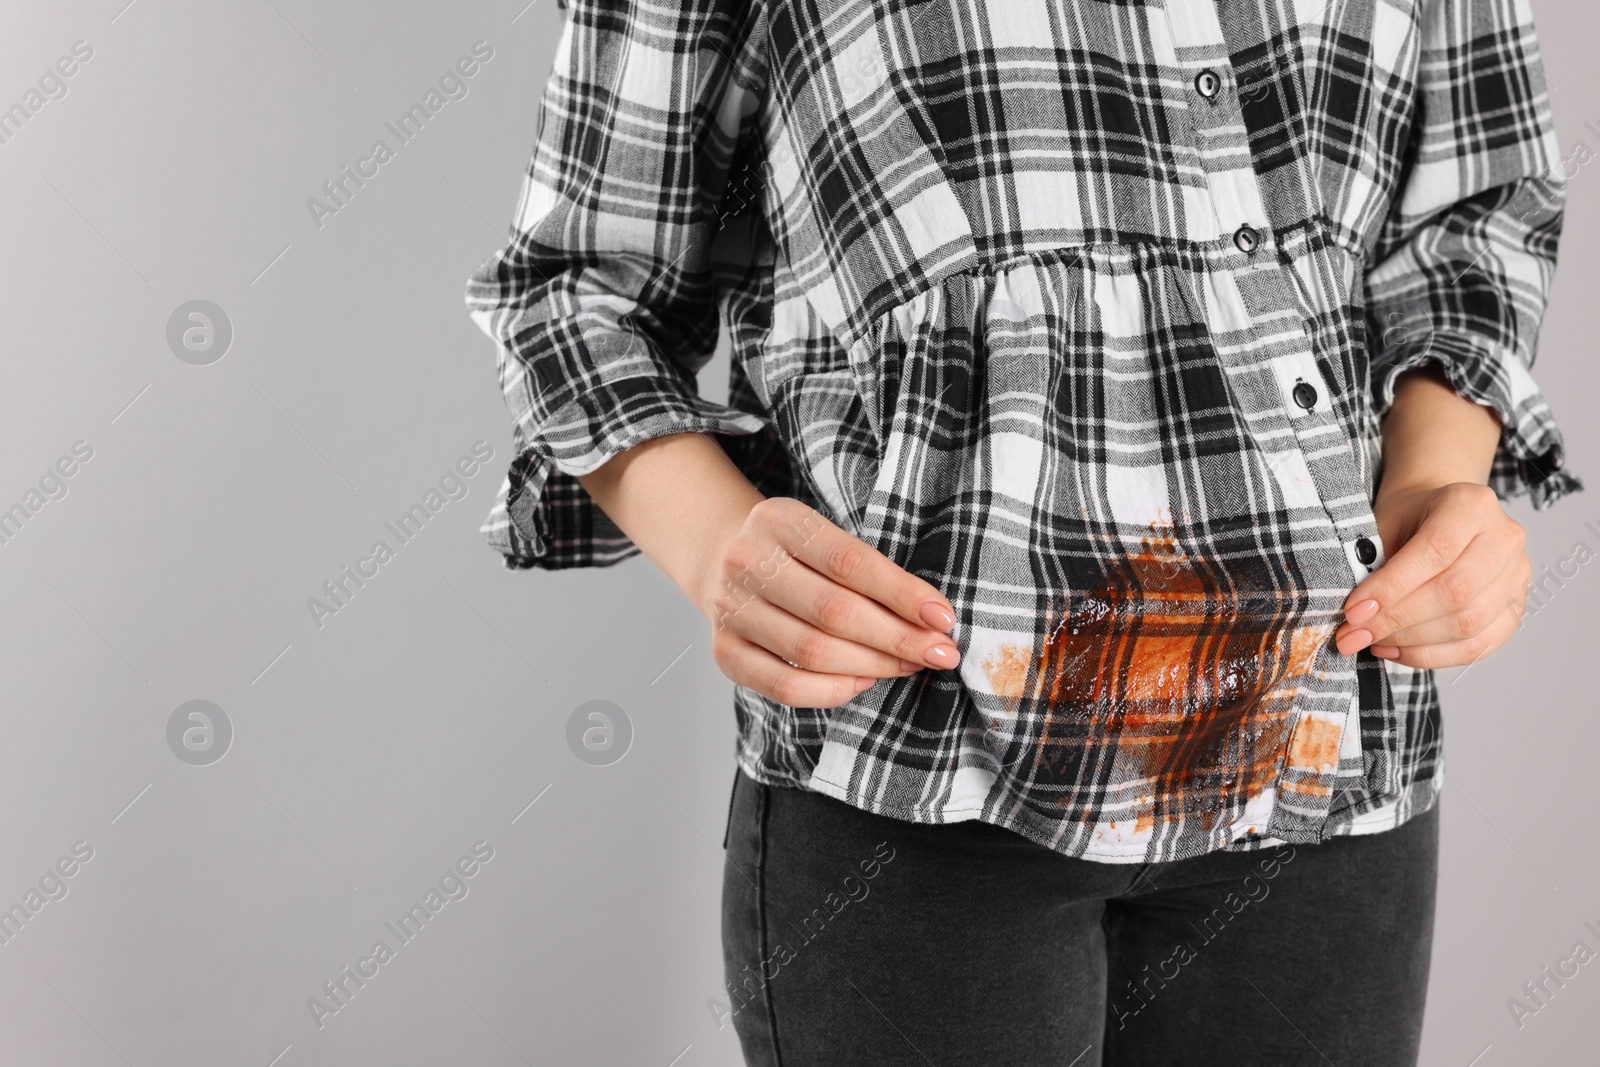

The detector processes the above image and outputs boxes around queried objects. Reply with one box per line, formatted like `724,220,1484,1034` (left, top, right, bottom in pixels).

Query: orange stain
980,643,1034,705
978,523,1338,829
1286,714,1342,776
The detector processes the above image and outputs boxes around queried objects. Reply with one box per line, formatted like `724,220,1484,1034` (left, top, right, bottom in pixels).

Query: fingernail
1345,599,1380,625
924,643,961,669
1370,645,1400,659
854,677,876,693
920,602,956,631
1336,629,1373,656
898,659,923,674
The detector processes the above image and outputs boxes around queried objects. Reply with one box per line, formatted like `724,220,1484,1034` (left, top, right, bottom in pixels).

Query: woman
466,0,1578,1062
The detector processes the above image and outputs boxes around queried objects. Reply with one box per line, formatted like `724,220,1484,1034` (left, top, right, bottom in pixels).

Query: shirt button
1354,537,1377,566
1234,225,1260,254
1292,380,1318,410
1194,69,1222,99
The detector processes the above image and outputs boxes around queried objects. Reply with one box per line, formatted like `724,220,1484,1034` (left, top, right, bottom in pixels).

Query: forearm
575,432,765,603
1375,364,1502,505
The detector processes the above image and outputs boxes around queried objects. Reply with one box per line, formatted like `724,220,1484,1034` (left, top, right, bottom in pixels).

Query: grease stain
979,525,1337,832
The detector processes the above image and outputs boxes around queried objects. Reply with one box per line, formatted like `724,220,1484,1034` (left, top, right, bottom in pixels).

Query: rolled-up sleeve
466,0,773,568
1363,0,1580,509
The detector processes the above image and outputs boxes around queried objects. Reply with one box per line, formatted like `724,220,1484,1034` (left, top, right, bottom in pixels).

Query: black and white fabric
465,0,1578,862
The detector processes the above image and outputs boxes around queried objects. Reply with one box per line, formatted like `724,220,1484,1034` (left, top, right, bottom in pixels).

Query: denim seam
755,779,785,1066
723,769,741,851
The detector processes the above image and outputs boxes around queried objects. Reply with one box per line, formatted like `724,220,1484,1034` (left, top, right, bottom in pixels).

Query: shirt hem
733,748,1445,865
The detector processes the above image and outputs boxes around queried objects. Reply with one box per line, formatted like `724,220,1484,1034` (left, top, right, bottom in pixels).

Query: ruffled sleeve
466,0,777,568
1364,0,1580,508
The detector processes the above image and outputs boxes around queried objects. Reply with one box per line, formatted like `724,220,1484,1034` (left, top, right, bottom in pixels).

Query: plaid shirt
466,0,1580,861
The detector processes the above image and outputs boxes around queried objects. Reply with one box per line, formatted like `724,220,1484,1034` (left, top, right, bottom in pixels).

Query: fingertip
919,601,956,632
1344,598,1380,625
1335,628,1373,656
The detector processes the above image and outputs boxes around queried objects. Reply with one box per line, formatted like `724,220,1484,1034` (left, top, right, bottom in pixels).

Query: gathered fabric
466,0,1578,861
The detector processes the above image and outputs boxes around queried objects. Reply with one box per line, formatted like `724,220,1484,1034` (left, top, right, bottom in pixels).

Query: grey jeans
721,768,1439,1066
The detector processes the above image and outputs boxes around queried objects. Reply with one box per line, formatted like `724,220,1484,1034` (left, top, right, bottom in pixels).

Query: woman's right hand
574,432,960,709
692,496,962,708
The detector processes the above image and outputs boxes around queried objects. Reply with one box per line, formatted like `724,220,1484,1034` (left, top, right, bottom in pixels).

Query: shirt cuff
1370,328,1582,511
480,375,793,570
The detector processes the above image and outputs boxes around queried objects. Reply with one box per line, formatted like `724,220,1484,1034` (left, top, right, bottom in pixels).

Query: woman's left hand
1333,482,1532,668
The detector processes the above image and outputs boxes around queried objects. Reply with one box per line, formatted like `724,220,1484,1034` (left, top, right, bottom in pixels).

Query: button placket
1264,331,1384,584
1157,0,1373,846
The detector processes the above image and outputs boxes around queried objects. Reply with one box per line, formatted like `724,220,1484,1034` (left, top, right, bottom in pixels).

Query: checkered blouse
466,0,1580,861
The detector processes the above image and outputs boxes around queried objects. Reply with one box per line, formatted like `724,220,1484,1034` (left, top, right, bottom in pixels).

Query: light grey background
0,1,1595,1064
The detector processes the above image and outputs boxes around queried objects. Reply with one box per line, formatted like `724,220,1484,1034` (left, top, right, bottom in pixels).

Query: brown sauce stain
980,524,1336,836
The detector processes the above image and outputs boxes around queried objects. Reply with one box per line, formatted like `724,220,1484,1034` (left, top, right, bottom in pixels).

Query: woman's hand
1333,360,1530,668
574,432,959,709
1334,482,1531,667
693,497,961,709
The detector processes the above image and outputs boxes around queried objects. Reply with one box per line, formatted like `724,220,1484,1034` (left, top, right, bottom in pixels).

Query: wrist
1374,474,1452,509
575,432,767,610
1376,365,1500,507
672,490,765,613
